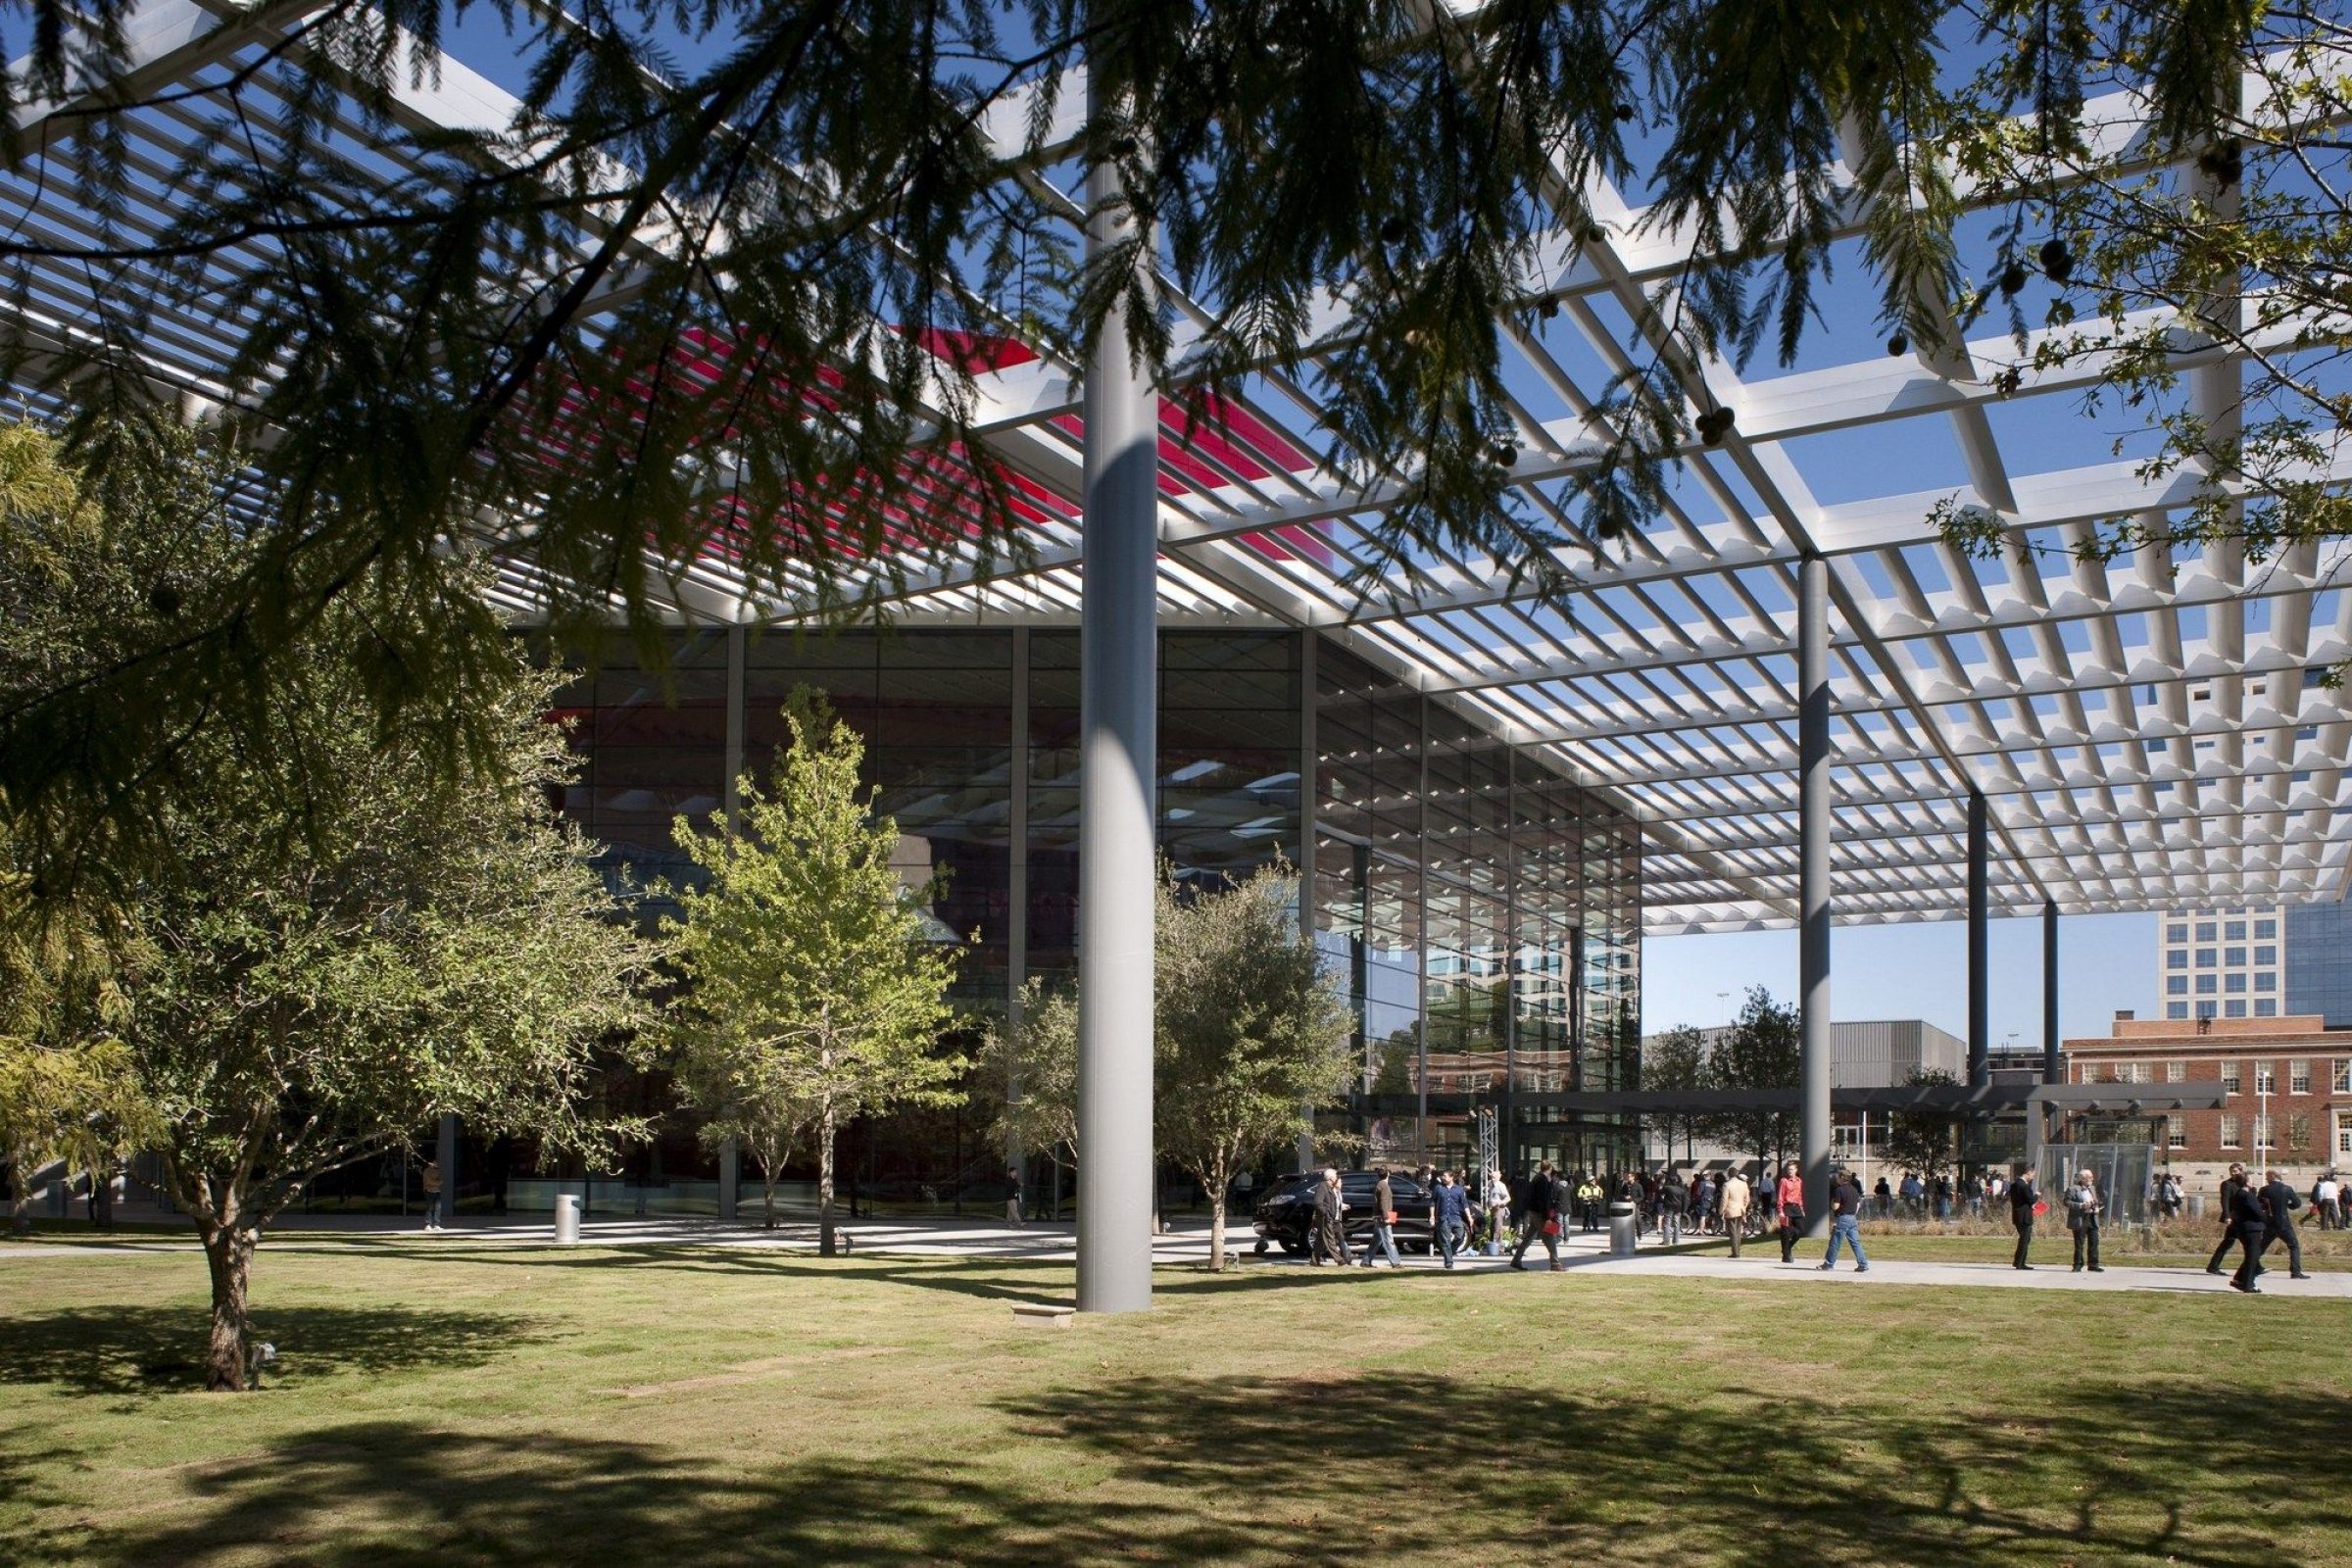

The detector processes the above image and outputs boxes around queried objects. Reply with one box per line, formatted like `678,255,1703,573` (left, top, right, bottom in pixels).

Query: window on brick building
2334,1058,2352,1094
2221,1114,2241,1147
2166,1059,2185,1083
2224,1062,2241,1094
2168,1121,2186,1149
2291,1060,2311,1094
2255,1061,2275,1094
2289,1114,2312,1153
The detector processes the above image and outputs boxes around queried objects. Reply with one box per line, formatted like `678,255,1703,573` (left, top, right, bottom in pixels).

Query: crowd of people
1298,1156,2333,1290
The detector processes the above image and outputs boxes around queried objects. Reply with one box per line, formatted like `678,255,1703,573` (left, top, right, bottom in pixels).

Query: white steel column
1798,553,1834,1234
1007,628,1031,1203
1075,83,1158,1314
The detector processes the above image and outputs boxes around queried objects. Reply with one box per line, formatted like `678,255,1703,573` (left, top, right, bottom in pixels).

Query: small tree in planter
666,694,965,1256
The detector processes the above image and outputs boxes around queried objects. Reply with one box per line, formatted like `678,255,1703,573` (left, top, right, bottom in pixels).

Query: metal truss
5,2,2345,934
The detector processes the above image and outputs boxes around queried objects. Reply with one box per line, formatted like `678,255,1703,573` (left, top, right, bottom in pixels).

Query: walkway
9,1211,2346,1297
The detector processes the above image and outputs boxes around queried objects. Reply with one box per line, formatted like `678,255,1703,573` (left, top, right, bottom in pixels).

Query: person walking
2229,1174,2271,1294
1818,1168,1870,1272
1775,1160,1807,1263
1512,1161,1561,1270
1005,1164,1025,1226
1720,1167,1752,1257
1312,1167,1353,1267
2008,1166,2039,1269
2258,1168,2311,1280
2316,1171,2342,1232
420,1158,444,1232
2207,1163,2250,1274
1366,1167,1403,1267
1657,1170,1689,1246
1434,1169,1471,1269
2064,1167,2104,1272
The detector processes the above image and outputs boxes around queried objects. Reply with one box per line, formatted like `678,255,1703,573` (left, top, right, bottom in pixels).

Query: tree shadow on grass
59,1373,2352,1568
0,1304,554,1397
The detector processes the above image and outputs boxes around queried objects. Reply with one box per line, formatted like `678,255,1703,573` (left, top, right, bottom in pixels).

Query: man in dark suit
1511,1161,1559,1271
2207,1163,2249,1274
2007,1166,2038,1269
2229,1178,2270,1294
2259,1168,2312,1280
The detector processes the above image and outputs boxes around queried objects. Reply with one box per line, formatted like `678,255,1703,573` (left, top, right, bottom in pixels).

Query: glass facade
2285,900,2352,1029
516,625,1642,1210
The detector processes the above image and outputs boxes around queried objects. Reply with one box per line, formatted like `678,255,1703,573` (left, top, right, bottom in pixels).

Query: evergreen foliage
0,1,2295,851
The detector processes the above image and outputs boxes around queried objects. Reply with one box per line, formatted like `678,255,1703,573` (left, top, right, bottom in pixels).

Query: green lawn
3,1236,2350,1567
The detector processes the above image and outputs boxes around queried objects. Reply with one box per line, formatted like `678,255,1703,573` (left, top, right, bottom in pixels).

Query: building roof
4,5,2345,935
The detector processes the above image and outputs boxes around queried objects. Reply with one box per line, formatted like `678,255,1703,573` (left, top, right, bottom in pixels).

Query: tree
1641,1024,1710,1167
1929,19,2352,573
0,1037,153,1237
666,694,965,1257
1698,987,1800,1175
1154,863,1353,1272
0,3,2284,859
0,420,655,1390
669,1024,810,1233
971,976,1079,1187
1882,1066,1961,1186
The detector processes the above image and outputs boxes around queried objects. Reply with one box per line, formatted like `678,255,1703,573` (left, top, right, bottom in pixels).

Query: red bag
1543,1218,1560,1237
2033,1200,2048,1216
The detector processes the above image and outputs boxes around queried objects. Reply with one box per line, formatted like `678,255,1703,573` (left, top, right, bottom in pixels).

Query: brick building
2061,1013,2352,1192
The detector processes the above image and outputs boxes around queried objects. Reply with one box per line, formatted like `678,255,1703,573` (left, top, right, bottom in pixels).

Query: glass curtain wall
1311,642,1643,1179
514,625,1639,1216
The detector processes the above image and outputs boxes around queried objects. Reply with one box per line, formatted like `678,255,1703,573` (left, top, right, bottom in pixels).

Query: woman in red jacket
1775,1160,1806,1263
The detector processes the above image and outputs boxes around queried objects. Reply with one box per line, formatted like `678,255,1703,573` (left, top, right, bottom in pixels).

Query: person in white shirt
2315,1172,2341,1232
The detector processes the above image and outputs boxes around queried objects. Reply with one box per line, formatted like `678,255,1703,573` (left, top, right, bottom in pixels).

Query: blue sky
1641,910,2158,1044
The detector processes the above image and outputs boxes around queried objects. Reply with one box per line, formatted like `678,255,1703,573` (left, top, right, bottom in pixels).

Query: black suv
1250,1170,1434,1256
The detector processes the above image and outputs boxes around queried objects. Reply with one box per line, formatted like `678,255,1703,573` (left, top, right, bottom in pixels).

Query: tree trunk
761,1163,779,1230
1209,1189,1227,1273
817,1105,837,1257
7,1163,28,1238
200,1223,257,1392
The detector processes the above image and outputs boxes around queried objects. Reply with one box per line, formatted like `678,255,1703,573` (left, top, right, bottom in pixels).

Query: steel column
1798,553,1834,1235
1074,88,1157,1314
1007,627,1031,1193
1297,630,1318,1174
2041,898,2061,1085
1968,788,1989,1089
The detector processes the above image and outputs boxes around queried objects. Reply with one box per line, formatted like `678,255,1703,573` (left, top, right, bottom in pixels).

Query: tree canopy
0,419,656,1389
0,0,2311,855
665,693,966,1256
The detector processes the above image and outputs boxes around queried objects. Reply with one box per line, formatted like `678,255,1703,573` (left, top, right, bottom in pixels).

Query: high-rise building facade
2155,905,2285,1022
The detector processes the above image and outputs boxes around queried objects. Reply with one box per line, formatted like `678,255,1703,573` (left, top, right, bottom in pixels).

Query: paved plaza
12,1213,2345,1298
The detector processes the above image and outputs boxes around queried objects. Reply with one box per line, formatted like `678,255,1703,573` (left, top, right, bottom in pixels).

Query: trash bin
2186,1194,2205,1221
1608,1200,1638,1256
554,1193,581,1246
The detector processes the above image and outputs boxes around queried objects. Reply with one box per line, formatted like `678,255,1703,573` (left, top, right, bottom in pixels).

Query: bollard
1607,1200,1639,1257
554,1193,581,1246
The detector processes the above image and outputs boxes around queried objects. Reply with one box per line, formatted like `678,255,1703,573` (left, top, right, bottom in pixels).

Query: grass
3,1236,2350,1567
